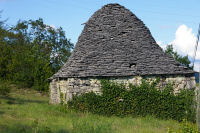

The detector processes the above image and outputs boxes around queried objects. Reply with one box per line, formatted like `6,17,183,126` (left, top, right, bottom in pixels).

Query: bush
0,82,11,96
68,79,196,122
168,119,199,133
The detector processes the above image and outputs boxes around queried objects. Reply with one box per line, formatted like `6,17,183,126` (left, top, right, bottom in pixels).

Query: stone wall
49,75,196,104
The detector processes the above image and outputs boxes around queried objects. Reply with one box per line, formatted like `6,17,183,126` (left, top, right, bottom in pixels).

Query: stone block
175,77,185,83
177,83,185,89
69,78,75,83
93,87,100,92
190,76,195,80
186,80,196,89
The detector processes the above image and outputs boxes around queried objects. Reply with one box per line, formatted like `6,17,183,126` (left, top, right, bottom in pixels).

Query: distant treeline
0,16,74,91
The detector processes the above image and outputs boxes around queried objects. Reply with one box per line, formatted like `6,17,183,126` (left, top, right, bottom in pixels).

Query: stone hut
49,3,196,104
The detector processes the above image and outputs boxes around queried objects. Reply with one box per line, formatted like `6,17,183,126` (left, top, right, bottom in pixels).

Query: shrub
68,79,196,122
168,119,199,133
0,82,11,96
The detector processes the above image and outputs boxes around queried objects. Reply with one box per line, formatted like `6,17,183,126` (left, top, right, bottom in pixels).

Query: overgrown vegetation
68,79,196,122
168,119,199,133
0,88,182,133
0,14,74,91
0,82,10,96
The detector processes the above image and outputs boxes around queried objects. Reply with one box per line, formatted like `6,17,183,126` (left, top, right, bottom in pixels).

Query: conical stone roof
52,3,194,79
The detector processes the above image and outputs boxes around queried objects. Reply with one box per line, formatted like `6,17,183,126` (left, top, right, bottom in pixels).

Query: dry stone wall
49,75,196,104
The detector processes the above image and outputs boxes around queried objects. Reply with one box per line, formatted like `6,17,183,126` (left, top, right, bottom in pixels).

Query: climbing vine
68,79,196,122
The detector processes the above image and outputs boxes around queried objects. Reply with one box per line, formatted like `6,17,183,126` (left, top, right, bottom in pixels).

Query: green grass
0,88,181,133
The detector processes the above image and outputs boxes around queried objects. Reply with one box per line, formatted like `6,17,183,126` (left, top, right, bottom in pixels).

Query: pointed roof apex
102,3,124,7
52,3,194,79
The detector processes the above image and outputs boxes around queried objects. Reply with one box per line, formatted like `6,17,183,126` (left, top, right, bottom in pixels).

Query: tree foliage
0,15,74,91
165,44,191,68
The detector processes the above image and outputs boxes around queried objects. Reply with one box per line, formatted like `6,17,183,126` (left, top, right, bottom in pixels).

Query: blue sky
1,0,200,70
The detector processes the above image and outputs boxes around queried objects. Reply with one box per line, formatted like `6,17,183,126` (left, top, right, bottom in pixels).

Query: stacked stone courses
49,4,196,104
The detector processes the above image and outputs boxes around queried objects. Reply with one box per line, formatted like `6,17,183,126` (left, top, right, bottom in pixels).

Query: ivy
68,79,196,122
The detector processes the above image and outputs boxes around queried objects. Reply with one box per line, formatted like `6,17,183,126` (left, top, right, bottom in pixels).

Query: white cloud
194,61,200,72
156,40,167,50
157,41,162,45
171,24,199,59
171,24,200,71
49,24,57,29
157,24,200,71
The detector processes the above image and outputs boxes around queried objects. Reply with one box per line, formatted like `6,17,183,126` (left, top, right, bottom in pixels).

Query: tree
11,18,74,72
0,16,74,91
165,44,191,68
0,13,14,80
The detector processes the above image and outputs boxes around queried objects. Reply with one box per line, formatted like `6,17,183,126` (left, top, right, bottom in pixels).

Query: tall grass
0,88,181,133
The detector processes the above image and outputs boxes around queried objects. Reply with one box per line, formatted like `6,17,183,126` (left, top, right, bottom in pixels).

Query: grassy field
0,88,181,133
